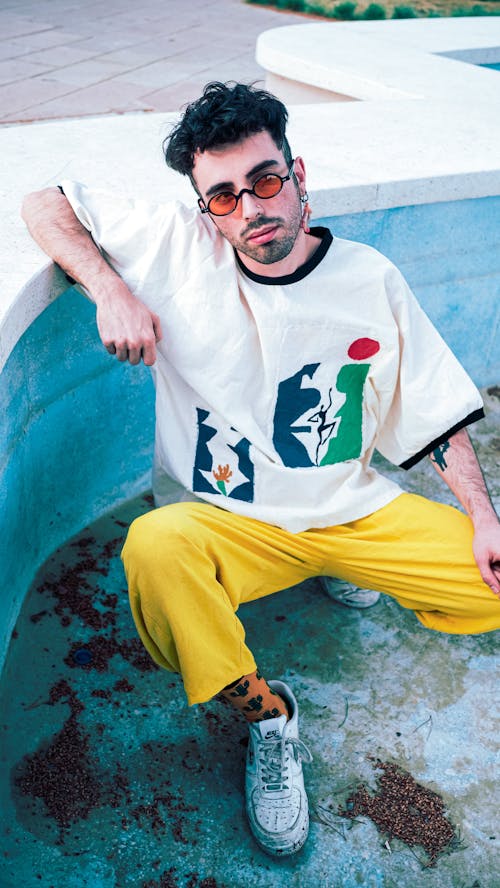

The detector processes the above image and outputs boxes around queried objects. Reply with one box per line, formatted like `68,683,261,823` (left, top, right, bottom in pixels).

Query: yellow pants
121,493,500,705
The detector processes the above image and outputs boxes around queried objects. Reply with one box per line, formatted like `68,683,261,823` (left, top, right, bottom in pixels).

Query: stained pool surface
1,399,499,888
1,493,235,888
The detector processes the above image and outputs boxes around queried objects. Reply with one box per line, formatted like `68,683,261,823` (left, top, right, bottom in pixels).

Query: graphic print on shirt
192,337,380,500
273,338,380,467
192,408,254,502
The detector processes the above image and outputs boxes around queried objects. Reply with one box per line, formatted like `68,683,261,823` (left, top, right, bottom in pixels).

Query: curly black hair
163,81,292,182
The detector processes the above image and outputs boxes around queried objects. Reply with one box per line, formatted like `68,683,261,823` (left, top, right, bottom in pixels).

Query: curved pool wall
0,291,155,672
1,193,498,674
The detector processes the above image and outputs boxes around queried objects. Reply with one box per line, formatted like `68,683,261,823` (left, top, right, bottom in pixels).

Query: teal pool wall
317,195,500,386
0,293,155,671
1,195,499,672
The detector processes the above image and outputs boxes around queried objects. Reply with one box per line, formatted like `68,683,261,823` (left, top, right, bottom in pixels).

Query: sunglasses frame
199,160,296,217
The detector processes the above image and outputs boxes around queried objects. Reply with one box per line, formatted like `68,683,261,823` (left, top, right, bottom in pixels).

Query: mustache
242,217,283,237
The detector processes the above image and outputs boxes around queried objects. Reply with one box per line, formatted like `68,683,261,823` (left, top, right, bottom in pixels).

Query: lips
246,225,279,245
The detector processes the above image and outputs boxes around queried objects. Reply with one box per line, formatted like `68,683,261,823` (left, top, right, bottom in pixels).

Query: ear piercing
301,191,312,234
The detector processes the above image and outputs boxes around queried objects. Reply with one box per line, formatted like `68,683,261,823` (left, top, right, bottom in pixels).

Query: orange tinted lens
208,192,237,215
254,174,282,199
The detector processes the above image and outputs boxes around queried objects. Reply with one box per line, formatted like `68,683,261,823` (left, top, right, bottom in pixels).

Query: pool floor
1,399,499,888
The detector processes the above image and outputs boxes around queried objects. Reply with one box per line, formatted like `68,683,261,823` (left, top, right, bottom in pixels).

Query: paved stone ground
0,0,309,124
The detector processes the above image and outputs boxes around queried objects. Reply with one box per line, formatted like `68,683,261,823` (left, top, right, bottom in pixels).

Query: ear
293,156,307,195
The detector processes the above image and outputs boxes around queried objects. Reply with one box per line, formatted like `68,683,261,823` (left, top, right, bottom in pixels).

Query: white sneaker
319,576,380,608
245,680,312,857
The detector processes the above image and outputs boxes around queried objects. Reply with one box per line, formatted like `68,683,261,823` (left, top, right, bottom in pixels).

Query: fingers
489,562,500,597
477,558,500,597
97,296,160,365
103,337,157,366
152,313,163,343
141,341,157,366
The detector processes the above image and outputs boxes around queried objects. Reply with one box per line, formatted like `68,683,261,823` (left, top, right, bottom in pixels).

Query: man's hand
95,283,163,366
472,518,500,598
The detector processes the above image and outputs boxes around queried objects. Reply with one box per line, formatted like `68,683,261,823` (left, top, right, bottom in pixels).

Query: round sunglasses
199,160,295,217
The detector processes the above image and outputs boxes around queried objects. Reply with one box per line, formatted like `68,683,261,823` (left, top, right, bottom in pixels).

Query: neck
236,228,321,278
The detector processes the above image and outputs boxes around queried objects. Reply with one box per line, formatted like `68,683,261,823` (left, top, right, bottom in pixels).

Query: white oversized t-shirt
61,181,484,533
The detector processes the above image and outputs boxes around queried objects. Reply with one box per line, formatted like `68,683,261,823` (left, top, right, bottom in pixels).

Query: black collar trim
236,226,333,285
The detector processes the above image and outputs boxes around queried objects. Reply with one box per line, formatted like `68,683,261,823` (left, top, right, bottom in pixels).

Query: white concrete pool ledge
1,18,499,375
256,16,500,101
255,18,500,215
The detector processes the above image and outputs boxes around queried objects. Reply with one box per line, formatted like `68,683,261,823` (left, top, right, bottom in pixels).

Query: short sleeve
375,265,484,469
60,179,173,260
59,180,212,304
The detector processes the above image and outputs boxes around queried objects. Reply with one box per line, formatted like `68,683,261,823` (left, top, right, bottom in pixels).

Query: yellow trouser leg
310,493,500,635
121,502,321,705
122,494,500,707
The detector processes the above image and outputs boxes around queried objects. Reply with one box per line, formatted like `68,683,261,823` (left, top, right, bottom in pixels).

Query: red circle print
348,338,380,360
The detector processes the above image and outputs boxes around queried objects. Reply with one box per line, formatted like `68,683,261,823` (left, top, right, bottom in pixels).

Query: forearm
22,186,162,365
21,187,122,304
429,428,497,528
430,428,500,594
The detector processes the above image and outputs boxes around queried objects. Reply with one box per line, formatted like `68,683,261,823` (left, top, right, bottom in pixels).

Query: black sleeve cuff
399,407,485,470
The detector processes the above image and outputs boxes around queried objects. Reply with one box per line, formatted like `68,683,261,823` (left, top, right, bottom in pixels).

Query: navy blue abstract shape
193,410,255,502
228,435,254,502
193,408,218,494
273,363,321,467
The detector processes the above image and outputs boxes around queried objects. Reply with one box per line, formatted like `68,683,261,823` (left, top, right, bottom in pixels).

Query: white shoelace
259,736,313,792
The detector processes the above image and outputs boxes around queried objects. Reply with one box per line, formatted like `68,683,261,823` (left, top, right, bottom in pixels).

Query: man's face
192,131,306,268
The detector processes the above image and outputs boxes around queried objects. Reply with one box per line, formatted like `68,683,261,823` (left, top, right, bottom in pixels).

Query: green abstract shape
320,363,370,465
216,480,227,496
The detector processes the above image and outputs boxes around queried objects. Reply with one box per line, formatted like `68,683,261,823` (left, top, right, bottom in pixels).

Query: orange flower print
213,464,232,495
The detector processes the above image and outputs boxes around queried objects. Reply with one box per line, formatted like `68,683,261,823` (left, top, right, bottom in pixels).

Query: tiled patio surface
0,0,308,124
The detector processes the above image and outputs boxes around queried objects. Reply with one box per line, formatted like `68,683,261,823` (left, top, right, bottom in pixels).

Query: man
22,82,500,858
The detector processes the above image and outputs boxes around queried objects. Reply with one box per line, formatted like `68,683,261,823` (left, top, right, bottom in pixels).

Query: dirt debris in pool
14,679,100,834
339,758,462,866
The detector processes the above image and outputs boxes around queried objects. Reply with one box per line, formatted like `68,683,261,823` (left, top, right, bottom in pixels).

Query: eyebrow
204,158,281,199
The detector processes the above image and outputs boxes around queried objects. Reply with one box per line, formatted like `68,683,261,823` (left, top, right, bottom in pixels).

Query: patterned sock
217,669,289,723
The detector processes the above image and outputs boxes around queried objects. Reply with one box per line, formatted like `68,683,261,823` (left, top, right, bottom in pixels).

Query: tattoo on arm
430,440,450,471
429,428,496,522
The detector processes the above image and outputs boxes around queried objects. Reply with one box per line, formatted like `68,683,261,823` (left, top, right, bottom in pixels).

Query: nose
239,189,263,220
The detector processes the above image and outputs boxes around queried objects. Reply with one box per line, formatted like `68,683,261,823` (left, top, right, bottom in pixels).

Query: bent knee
121,502,209,566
